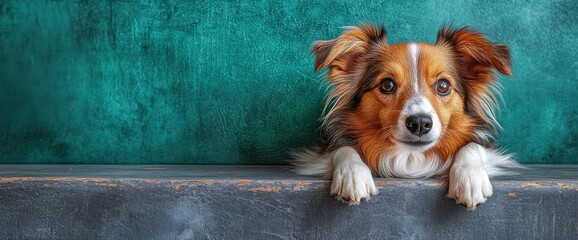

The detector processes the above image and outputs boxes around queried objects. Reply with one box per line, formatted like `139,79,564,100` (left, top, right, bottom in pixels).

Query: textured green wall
1,0,576,164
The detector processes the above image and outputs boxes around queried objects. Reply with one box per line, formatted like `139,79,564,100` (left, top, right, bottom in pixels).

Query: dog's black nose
406,115,433,136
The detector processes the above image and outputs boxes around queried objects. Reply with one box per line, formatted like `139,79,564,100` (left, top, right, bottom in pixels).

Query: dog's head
314,23,511,162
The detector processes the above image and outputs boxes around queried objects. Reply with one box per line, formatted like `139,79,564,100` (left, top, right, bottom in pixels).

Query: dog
294,23,520,210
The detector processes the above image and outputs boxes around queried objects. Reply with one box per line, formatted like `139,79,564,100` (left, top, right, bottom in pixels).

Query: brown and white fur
294,23,520,210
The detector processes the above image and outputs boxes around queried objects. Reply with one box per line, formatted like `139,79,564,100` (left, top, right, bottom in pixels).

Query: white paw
447,165,493,210
331,162,378,205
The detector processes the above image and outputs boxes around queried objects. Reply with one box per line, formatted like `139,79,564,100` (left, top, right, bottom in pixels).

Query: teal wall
1,0,576,164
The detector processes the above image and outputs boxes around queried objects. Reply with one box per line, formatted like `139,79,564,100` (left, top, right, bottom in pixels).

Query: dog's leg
329,146,378,205
446,143,494,210
294,146,378,205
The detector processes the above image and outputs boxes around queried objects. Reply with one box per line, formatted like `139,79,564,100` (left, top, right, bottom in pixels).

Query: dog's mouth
396,139,434,146
393,138,437,151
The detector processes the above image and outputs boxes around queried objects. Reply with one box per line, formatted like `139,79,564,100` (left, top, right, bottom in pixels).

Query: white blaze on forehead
395,43,443,151
409,43,420,96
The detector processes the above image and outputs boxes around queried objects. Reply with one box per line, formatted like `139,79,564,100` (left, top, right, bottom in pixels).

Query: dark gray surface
0,164,577,180
0,165,576,239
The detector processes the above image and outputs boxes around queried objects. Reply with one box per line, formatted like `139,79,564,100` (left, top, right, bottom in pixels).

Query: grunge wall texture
1,0,576,164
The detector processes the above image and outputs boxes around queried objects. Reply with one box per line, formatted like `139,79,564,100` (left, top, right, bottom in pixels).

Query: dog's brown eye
379,78,397,94
435,79,451,96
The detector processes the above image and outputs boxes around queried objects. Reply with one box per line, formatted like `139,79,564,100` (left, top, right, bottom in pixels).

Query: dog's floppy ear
436,26,512,129
312,23,387,81
436,26,512,77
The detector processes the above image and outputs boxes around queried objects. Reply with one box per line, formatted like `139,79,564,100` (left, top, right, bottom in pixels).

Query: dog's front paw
331,162,378,205
447,165,493,210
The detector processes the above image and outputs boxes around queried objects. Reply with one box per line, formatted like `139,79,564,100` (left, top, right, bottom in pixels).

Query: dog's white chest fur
377,147,451,178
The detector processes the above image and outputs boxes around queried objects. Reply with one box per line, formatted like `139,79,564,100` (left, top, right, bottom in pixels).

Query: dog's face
357,43,461,152
314,24,511,162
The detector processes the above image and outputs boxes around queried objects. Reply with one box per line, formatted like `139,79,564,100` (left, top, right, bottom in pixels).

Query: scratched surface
0,165,576,239
1,0,577,164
